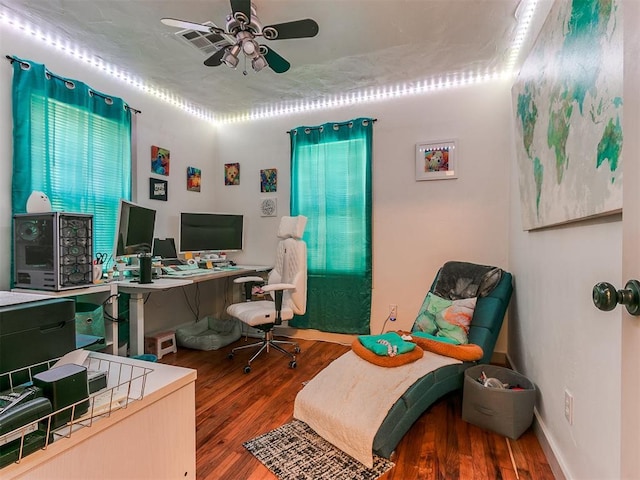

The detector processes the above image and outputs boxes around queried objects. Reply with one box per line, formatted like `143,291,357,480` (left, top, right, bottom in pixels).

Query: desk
117,266,269,355
12,267,270,357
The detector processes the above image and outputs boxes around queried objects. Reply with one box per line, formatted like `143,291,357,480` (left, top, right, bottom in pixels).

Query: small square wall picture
151,146,170,176
149,178,168,201
187,166,201,192
225,163,240,185
260,168,277,192
415,140,457,181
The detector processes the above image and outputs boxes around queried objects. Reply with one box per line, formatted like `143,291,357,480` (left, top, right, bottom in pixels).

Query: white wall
214,81,513,345
506,4,624,479
508,190,621,479
0,23,11,291
0,21,217,292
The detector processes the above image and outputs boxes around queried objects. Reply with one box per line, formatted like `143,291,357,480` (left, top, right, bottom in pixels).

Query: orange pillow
397,331,483,361
351,338,424,367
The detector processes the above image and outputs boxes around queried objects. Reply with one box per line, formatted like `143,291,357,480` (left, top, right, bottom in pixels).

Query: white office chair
227,215,307,373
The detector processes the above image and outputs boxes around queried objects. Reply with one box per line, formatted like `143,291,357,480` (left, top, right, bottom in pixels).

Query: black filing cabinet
0,297,76,383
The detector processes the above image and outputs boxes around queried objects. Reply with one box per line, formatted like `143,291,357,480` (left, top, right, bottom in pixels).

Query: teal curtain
289,117,373,334
11,56,132,262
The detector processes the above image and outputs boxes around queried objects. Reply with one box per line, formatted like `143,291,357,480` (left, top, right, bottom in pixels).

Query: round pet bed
176,316,242,351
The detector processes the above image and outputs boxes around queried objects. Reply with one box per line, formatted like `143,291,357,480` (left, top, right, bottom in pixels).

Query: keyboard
168,264,199,272
160,266,216,277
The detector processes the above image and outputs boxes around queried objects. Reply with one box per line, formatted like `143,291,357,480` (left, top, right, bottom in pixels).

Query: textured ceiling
1,0,535,119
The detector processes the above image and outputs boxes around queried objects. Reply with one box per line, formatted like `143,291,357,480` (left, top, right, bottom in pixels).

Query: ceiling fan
161,0,319,74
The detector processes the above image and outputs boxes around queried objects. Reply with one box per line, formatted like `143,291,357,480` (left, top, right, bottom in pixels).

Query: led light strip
506,0,539,73
1,0,538,125
219,70,512,124
0,7,217,123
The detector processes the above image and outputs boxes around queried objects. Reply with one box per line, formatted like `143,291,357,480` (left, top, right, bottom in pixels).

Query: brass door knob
593,280,640,316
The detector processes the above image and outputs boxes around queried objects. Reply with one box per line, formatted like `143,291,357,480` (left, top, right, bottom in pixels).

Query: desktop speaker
13,212,94,291
33,364,89,430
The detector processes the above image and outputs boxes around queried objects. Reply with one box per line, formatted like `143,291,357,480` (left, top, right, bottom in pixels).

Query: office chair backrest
268,216,307,315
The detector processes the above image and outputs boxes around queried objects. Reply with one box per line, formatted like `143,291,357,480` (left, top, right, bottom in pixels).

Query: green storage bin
75,303,105,351
462,364,536,439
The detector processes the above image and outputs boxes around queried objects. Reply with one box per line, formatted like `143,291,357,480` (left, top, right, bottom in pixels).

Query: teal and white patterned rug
243,419,394,480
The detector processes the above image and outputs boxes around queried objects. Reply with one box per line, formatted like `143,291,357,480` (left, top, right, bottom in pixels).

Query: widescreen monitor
114,200,156,258
179,212,243,253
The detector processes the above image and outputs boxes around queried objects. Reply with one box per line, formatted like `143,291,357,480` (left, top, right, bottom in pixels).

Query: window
289,118,373,334
11,57,132,262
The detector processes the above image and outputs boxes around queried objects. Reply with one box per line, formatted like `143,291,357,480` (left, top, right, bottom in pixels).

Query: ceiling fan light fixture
163,2,319,77
242,38,257,55
223,44,241,68
252,55,268,72
223,54,239,68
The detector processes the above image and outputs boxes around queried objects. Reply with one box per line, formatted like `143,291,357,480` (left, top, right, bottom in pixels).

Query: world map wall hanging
512,0,622,230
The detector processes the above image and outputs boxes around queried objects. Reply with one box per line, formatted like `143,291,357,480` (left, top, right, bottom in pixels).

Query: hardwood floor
159,337,555,480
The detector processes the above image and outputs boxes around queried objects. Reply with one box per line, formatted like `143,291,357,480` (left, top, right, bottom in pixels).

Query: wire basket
0,354,153,468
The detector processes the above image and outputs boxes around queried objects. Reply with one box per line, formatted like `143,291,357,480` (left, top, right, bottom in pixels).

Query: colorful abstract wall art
151,146,170,176
260,168,277,192
187,166,201,192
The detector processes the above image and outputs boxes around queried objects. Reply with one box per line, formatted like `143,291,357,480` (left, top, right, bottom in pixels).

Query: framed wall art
260,198,277,217
151,145,170,176
415,139,457,181
512,0,621,230
149,178,168,201
225,163,240,185
260,168,277,192
187,166,201,192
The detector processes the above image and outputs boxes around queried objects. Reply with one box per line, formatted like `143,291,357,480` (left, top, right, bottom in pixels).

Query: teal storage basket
75,302,106,350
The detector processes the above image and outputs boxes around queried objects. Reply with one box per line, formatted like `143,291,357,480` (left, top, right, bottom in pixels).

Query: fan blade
230,0,252,22
204,49,225,67
264,19,319,40
262,46,291,73
161,17,215,34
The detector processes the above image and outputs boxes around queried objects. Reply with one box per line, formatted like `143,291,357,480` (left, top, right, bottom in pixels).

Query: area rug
243,419,394,480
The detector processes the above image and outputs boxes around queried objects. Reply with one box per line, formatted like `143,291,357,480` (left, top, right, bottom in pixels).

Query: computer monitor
153,238,178,259
114,200,156,259
179,212,243,253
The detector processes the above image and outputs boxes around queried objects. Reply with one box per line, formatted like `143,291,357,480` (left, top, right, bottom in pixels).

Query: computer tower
13,212,94,291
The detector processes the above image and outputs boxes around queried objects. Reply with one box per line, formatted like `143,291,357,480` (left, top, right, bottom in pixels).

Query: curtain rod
286,118,377,134
5,55,142,114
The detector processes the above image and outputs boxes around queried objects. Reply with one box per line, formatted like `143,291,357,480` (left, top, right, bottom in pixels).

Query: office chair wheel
294,346,301,354
289,360,297,369
244,365,251,374
227,353,234,360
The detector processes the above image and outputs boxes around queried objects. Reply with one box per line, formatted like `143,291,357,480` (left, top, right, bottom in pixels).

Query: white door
620,3,640,477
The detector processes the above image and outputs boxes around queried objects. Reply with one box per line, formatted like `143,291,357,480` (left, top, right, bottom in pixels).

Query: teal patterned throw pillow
412,292,477,344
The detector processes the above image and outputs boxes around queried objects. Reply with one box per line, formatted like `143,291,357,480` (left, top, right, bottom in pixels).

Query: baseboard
505,353,568,480
533,412,567,480
274,325,356,346
490,351,508,366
